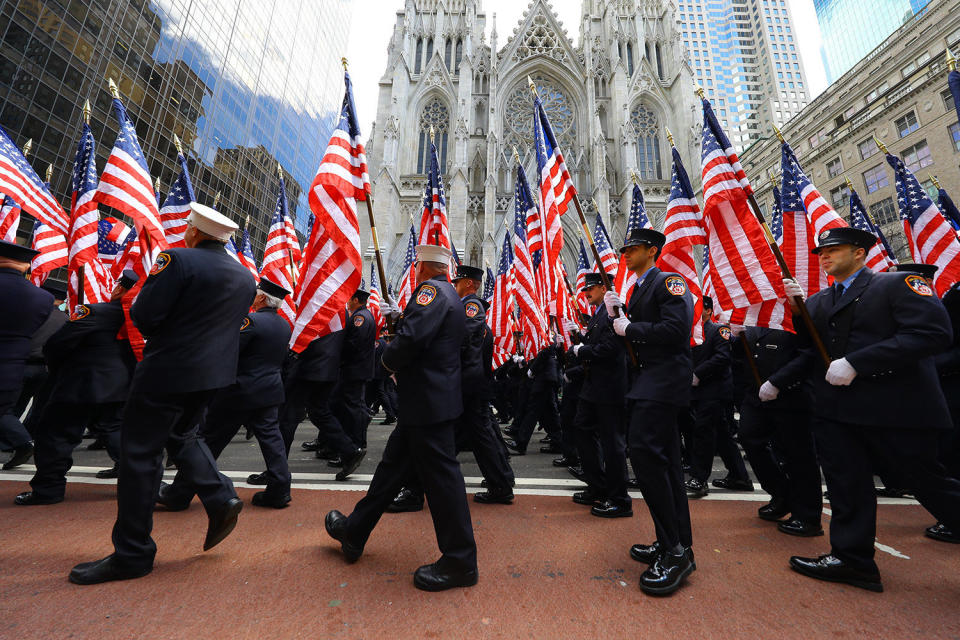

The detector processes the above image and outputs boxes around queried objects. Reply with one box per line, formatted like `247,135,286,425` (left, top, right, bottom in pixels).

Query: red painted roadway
1,483,958,639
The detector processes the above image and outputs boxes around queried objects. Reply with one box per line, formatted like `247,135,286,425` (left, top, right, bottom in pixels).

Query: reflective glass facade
0,0,352,259
815,0,932,82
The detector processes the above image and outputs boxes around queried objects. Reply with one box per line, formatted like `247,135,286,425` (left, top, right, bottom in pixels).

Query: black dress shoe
301,439,321,451
629,541,661,564
246,471,268,485
711,477,754,491
627,478,641,489
96,464,119,479
204,497,243,551
777,518,824,537
251,491,291,509
875,487,912,499
502,428,519,439
473,488,514,504
503,438,526,455
789,554,883,592
925,522,960,543
2,441,34,470
156,482,191,511
539,443,561,454
758,497,790,521
567,465,585,481
324,510,363,562
315,447,338,460
639,548,695,596
413,562,478,592
326,455,344,467
684,478,708,498
14,491,63,506
572,489,603,506
69,554,152,585
552,455,578,467
590,500,633,518
244,428,254,441
381,415,396,425
335,448,366,481
480,478,516,488
385,487,424,513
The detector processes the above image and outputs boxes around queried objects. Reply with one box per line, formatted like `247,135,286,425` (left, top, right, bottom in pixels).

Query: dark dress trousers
622,268,694,550
279,330,344,453
331,306,376,451
515,345,561,449
344,275,477,572
935,282,960,478
13,306,66,434
111,241,256,568
780,269,960,572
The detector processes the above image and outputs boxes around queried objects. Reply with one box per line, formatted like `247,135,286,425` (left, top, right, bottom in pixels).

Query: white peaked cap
187,202,238,242
415,244,452,264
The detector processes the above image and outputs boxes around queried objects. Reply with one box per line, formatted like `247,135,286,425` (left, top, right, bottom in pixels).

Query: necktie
835,283,845,302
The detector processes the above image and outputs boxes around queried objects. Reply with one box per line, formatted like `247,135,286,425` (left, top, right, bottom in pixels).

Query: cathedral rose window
504,75,576,155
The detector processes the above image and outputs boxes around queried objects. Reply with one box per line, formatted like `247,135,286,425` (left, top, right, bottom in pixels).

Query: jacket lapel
829,269,872,317
627,267,659,316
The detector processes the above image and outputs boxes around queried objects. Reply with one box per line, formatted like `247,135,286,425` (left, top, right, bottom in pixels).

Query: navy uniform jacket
373,338,390,380
27,307,67,362
780,269,952,429
459,293,487,394
216,307,292,409
575,306,627,405
737,327,813,410
934,282,960,415
382,275,465,424
340,307,376,381
297,331,344,382
622,268,694,406
0,269,54,392
691,321,733,404
529,345,560,391
130,241,257,394
43,301,135,404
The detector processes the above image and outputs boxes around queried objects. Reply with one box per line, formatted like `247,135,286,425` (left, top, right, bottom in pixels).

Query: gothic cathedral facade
365,0,700,285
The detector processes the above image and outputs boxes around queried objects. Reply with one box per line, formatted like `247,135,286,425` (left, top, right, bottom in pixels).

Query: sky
345,0,828,135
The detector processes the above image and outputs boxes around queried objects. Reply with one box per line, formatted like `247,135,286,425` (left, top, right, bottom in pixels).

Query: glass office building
816,0,932,83
0,0,352,259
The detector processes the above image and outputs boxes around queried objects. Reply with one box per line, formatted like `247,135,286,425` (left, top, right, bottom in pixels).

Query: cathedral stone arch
413,95,452,174
628,100,666,181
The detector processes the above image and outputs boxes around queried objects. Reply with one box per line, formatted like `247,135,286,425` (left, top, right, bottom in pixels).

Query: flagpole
711,102,829,366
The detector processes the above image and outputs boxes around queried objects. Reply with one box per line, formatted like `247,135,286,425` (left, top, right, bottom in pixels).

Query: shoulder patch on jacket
465,300,481,318
71,304,91,321
240,317,252,331
416,284,437,306
149,251,172,275
353,313,365,327
664,275,687,296
904,274,933,297
718,325,731,340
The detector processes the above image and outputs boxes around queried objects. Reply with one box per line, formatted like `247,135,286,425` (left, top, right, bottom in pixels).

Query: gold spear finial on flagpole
630,169,639,185
46,164,52,183
244,214,251,230
872,135,889,155
213,190,221,209
21,139,32,157
769,169,778,189
512,146,521,164
108,77,119,99
844,176,854,192
930,174,942,190
277,162,283,180
695,85,705,99
83,99,91,126
947,45,957,73
341,57,348,71
154,176,160,194
773,124,785,143
665,127,675,148
173,134,183,155
527,76,539,97
429,124,435,144
591,197,602,215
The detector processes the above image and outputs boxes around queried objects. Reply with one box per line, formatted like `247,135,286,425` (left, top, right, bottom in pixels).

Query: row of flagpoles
3,50,960,369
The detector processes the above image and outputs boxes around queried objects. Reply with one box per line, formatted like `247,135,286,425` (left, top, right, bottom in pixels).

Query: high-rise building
0,0,351,260
678,0,810,149
816,0,932,83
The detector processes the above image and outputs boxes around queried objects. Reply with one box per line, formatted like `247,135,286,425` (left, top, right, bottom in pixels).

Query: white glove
729,324,745,337
604,291,621,317
526,369,534,379
572,344,582,357
613,316,630,336
692,373,700,387
512,355,523,364
562,373,570,383
758,380,779,402
563,319,577,333
825,357,857,386
783,278,804,300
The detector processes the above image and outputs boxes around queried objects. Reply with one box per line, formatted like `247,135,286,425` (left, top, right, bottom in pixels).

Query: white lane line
822,507,911,560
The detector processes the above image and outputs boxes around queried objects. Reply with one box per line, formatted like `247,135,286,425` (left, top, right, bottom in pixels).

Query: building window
826,157,842,178
414,38,423,74
454,39,463,75
920,179,939,201
942,88,956,114
444,39,452,69
830,185,850,211
416,98,449,174
869,197,898,225
895,111,919,138
858,137,878,160
626,42,634,76
425,38,434,66
631,105,662,180
902,140,933,173
863,165,889,194
656,43,664,79
950,123,960,152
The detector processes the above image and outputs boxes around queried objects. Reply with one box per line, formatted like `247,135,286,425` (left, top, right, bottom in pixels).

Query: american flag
778,147,829,297
94,96,168,273
575,237,592,316
488,232,516,368
513,163,549,359
888,152,960,296
418,139,450,250
395,224,418,309
592,212,619,274
66,122,109,308
849,185,896,271
783,143,847,240
236,226,260,282
700,96,792,332
29,220,68,286
0,126,68,235
289,71,367,352
613,183,652,303
658,146,707,345
260,181,297,326
769,184,783,244
367,261,385,332
700,244,715,305
0,194,21,242
938,186,960,237
159,153,195,248
483,266,495,301
99,217,134,266
949,64,960,131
